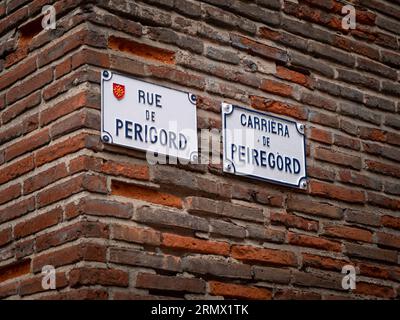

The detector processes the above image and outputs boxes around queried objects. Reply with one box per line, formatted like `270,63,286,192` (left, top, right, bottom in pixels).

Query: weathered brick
23,163,69,195
32,243,106,272
112,224,160,245
69,267,129,288
345,243,398,263
111,180,182,208
161,233,230,256
288,232,341,252
323,224,373,242
0,183,21,206
309,180,366,203
271,212,318,232
209,281,272,300
231,245,297,267
137,273,205,293
185,196,264,222
14,207,63,239
287,195,343,219
182,256,252,279
110,248,182,272
82,198,133,219
135,205,209,232
108,35,175,64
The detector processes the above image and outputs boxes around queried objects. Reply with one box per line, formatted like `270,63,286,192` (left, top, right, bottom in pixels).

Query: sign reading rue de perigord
101,70,198,161
222,103,307,189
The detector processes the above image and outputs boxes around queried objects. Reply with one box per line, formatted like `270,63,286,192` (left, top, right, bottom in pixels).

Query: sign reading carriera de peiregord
101,70,198,161
222,103,307,189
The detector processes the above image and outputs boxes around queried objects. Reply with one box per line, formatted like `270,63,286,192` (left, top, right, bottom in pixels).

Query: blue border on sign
222,104,308,189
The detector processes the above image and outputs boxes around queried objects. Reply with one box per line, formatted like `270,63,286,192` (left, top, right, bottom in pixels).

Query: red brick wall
0,0,399,300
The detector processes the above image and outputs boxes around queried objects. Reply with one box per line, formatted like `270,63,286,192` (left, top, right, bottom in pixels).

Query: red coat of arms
113,83,125,100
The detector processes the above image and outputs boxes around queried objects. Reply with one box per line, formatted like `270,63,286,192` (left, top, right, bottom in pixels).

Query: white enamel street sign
222,103,307,189
101,70,198,161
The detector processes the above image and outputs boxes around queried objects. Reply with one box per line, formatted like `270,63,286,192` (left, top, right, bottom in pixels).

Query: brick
309,180,366,203
365,159,400,178
0,259,30,283
253,266,291,284
37,29,87,67
0,227,12,247
147,65,205,90
206,46,240,65
276,65,311,87
260,79,293,97
20,272,68,296
367,192,400,211
112,180,182,208
1,91,41,125
161,233,230,256
209,281,272,300
341,102,381,125
82,198,133,219
306,165,336,182
3,128,50,162
137,273,205,293
210,219,246,239
345,209,380,227
100,159,149,180
23,163,69,194
337,68,380,91
112,224,160,245
36,176,83,208
0,197,35,223
40,90,99,126
35,133,87,167
309,111,339,128
271,212,318,231
0,282,18,299
355,282,396,299
69,267,129,287
49,109,100,139
290,52,334,78
231,245,297,267
309,127,332,144
382,215,400,230
135,205,209,232
300,91,337,111
333,134,361,151
302,253,346,271
14,206,63,239
149,27,204,54
292,270,343,291
0,155,34,185
108,35,175,64
323,224,373,243
185,196,264,222
0,183,21,206
203,5,256,34
41,288,108,300
231,34,287,63
345,243,398,263
6,68,52,105
32,243,106,273
288,232,341,252
287,195,343,219
250,95,307,120
275,289,321,300
182,256,252,279
109,248,182,272
245,224,286,243
338,170,382,191
36,221,109,252
376,232,400,250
